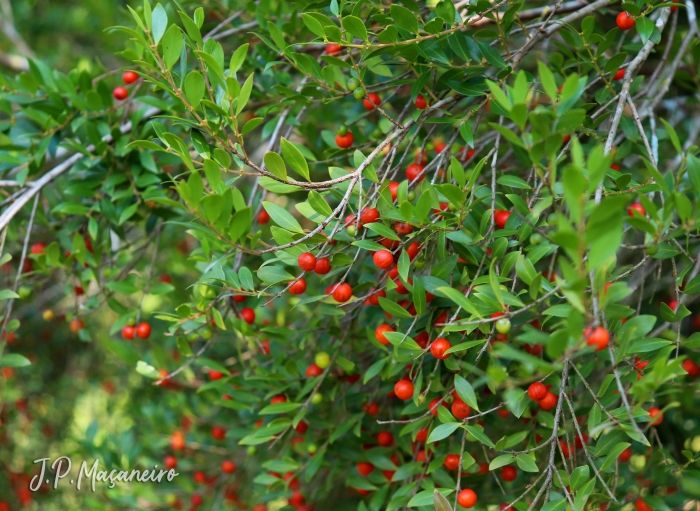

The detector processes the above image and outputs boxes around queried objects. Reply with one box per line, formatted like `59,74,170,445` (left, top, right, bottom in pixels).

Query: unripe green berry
247,446,257,455
353,88,365,100
371,127,383,138
407,191,416,201
547,213,558,226
308,443,318,454
347,78,360,91
18,286,31,299
201,326,213,339
645,244,659,256
495,318,511,334
315,351,330,369
336,124,348,136
414,258,425,269
311,392,323,404
187,331,199,342
346,225,357,237
530,233,544,245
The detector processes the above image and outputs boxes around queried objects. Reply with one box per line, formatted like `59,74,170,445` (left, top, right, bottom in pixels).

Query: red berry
373,250,394,270
258,209,270,224
314,257,331,274
414,94,427,109
335,132,354,149
620,447,632,462
635,499,652,511
288,279,307,295
325,43,343,54
375,324,395,345
494,210,511,229
416,427,428,442
122,71,139,84
451,397,471,419
357,462,374,476
122,325,135,340
360,207,380,224
377,431,394,446
295,421,309,434
458,489,477,508
414,331,429,349
527,382,548,401
332,283,352,303
628,202,645,217
394,379,414,400
233,294,247,302
136,322,151,339
682,358,700,377
584,326,610,351
221,460,236,474
289,491,305,507
240,308,256,324
306,363,323,377
500,465,517,482
113,86,128,100
428,397,446,417
430,338,451,360
191,494,204,506
388,181,399,201
211,425,227,440
164,455,178,470
445,454,460,471
298,252,317,271
406,163,425,182
613,69,625,81
209,369,224,380
74,285,85,296
394,222,413,235
363,93,381,110
538,392,558,411
648,407,663,426
616,11,635,30
271,394,287,405
30,242,46,255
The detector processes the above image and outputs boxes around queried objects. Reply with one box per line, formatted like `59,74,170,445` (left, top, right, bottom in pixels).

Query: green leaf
0,353,31,367
569,466,589,492
398,250,410,282
280,138,310,181
0,289,19,300
378,297,414,319
427,422,461,443
363,222,400,241
262,201,304,233
259,402,302,415
636,17,655,45
151,3,168,44
343,16,368,42
434,490,452,511
391,5,419,34
600,442,631,471
489,454,515,470
434,286,481,317
161,25,183,69
264,152,288,181
464,425,494,447
515,454,539,472
136,360,160,378
229,44,249,74
184,70,205,108
236,73,254,115
454,375,479,411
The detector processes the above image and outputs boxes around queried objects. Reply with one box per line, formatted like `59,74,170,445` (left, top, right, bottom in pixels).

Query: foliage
1,0,700,510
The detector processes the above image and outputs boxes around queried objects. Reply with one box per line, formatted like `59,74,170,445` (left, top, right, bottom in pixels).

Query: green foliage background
0,0,699,510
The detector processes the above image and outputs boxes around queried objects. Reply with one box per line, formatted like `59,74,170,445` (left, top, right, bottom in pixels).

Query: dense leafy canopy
1,0,700,510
